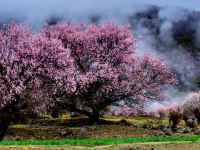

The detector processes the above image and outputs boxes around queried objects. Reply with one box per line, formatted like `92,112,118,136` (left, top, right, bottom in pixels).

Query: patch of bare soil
5,125,164,140
3,118,197,141
1,142,200,150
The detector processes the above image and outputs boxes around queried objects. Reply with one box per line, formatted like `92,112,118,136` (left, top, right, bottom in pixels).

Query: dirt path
0,141,200,150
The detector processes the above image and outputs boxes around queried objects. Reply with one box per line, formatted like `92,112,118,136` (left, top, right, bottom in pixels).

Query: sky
2,0,200,10
138,0,200,10
0,0,199,27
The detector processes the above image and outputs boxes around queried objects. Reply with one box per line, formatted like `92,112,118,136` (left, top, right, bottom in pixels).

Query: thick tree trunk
0,113,11,141
197,118,200,125
51,109,59,118
193,113,200,124
88,111,100,124
171,119,180,132
69,106,100,124
171,123,177,132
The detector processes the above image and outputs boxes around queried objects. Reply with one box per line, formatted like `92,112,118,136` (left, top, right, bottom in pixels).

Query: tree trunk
171,123,177,132
197,118,200,125
170,117,179,132
193,113,200,124
88,111,100,124
69,106,100,124
51,109,59,118
0,113,11,141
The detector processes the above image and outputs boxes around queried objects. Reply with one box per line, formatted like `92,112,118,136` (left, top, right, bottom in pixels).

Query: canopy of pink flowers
0,22,177,115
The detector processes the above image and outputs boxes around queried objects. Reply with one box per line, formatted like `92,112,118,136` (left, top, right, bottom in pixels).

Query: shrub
167,104,183,132
183,91,200,124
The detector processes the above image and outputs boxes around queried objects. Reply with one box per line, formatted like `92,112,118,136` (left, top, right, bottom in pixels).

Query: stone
60,130,72,136
151,125,159,130
194,129,200,135
41,136,46,140
153,133,163,137
183,127,192,133
158,125,165,130
171,127,177,132
164,129,173,136
15,135,23,141
191,127,198,132
142,124,153,129
3,135,16,141
117,119,132,126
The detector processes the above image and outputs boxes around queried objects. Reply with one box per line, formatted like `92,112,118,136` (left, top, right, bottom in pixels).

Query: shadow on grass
34,118,132,127
60,118,132,127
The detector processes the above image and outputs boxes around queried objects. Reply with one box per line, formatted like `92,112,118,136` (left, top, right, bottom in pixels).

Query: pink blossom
0,22,177,123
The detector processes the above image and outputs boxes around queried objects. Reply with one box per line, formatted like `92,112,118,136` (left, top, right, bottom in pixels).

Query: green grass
105,116,169,126
1,136,200,146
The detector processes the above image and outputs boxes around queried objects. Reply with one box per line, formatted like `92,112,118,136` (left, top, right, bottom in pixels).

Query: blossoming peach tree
0,22,177,140
183,91,200,124
113,107,139,117
42,23,177,123
0,23,75,140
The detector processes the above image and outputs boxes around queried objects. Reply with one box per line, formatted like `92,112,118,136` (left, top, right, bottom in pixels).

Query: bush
167,105,183,132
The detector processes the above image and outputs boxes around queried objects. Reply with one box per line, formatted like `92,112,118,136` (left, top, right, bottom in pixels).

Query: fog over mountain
1,0,200,106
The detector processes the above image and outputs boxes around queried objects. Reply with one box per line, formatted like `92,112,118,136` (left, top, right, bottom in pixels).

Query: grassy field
1,136,200,146
105,116,186,126
1,139,200,149
4,116,192,141
2,116,199,149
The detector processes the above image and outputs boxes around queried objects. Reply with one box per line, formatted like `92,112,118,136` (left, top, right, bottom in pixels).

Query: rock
142,124,153,129
41,136,46,140
60,131,67,136
158,125,165,130
133,124,142,128
112,134,122,138
80,127,86,131
153,133,164,137
191,127,198,132
186,121,197,128
177,126,183,130
70,111,80,118
162,127,169,131
117,119,132,126
164,129,173,136
90,126,97,130
194,129,200,135
15,135,23,141
3,135,16,141
60,130,72,136
76,130,87,139
171,127,177,132
29,137,36,140
151,125,159,130
183,127,192,133
142,124,148,129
